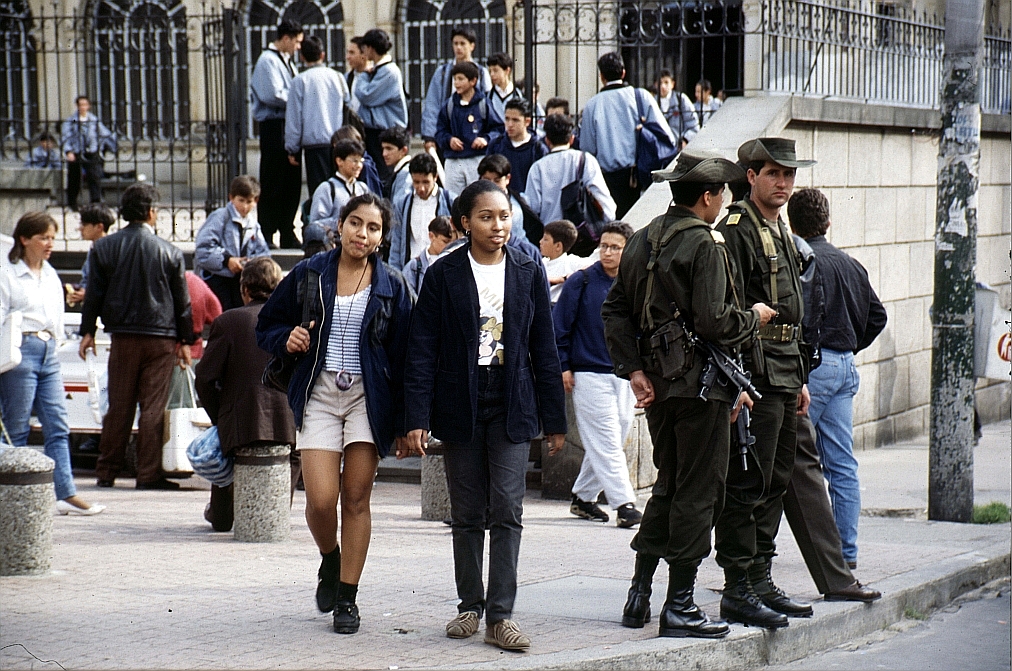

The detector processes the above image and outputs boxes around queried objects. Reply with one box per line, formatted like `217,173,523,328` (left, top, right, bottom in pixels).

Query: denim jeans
806,348,861,563
442,366,530,624
0,334,76,500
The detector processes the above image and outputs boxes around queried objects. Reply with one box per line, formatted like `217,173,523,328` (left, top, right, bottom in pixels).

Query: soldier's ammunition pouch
644,320,695,381
742,335,766,379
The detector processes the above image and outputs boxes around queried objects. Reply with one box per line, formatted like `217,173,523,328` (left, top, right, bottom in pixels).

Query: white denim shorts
296,373,374,452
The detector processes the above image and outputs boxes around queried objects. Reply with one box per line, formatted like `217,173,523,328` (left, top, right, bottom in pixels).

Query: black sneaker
333,600,361,634
570,494,609,522
616,503,643,528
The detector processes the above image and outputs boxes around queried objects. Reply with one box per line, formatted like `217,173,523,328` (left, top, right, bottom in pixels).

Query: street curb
438,539,1010,670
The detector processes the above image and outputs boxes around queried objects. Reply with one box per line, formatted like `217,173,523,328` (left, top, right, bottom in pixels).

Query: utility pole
928,0,985,522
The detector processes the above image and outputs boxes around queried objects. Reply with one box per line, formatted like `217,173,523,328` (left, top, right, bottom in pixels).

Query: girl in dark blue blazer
402,180,567,652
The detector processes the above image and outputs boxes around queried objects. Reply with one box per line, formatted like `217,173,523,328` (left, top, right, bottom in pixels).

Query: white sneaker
56,500,106,516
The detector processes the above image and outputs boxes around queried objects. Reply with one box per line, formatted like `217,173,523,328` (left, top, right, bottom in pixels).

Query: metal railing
761,0,1012,115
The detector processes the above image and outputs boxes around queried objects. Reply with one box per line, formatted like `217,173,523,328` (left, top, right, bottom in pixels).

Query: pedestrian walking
332,126,384,196
786,188,887,570
655,70,698,148
524,114,615,230
194,175,272,311
345,36,372,112
402,180,567,652
693,79,722,127
79,183,194,490
285,35,350,197
401,215,456,296
379,126,412,199
553,221,642,528
256,193,413,635
67,203,116,306
61,95,116,211
579,52,673,218
713,137,817,627
251,20,304,248
484,98,547,196
1,212,105,516
477,154,533,244
389,152,454,269
194,257,296,532
486,52,523,122
421,26,492,153
540,219,591,304
310,138,372,232
435,61,504,198
354,29,409,183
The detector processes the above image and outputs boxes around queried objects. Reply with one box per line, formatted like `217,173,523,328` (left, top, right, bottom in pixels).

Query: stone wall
626,94,1011,448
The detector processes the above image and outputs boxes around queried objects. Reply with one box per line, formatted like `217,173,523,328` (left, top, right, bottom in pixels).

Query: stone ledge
788,96,1012,135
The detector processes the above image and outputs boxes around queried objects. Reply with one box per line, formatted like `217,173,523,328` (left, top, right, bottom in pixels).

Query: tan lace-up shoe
484,619,531,652
445,611,480,639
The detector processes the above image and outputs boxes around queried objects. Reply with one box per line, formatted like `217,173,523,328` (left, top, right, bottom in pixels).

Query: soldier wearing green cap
712,137,818,629
602,151,776,639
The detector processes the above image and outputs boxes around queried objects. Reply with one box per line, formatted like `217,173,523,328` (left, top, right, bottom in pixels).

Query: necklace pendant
336,370,354,391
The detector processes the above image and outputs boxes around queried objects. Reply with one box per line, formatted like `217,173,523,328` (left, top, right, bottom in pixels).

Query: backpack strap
640,215,705,331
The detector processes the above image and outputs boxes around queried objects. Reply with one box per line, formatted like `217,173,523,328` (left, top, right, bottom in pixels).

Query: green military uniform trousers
630,395,731,568
714,390,798,573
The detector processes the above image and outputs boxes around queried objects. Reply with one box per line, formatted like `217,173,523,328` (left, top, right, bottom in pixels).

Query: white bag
0,311,23,374
162,367,208,475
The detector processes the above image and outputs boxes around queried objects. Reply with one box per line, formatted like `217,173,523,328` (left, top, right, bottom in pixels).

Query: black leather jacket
80,222,195,343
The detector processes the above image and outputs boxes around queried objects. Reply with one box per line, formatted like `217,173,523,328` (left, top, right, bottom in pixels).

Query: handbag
634,88,678,190
0,311,23,374
186,426,233,487
162,366,210,474
263,268,321,393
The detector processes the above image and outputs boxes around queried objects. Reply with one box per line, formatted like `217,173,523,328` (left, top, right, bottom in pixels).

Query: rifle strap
737,200,780,307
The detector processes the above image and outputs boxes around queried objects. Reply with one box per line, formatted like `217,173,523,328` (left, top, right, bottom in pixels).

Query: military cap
736,137,816,168
651,150,746,184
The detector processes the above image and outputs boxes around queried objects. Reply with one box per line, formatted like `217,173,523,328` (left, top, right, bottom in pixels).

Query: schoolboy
402,215,456,295
435,61,503,198
380,126,412,199
68,203,117,305
390,152,454,269
478,153,541,245
486,52,523,122
309,137,371,232
25,131,62,169
194,175,271,310
540,219,591,304
485,98,548,195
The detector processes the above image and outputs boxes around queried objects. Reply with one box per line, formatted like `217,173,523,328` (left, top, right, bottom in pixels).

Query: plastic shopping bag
185,426,233,487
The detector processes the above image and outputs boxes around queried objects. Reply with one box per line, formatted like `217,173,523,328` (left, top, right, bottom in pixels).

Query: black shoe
659,566,729,639
720,575,789,629
333,600,360,634
135,478,180,490
616,503,642,528
749,557,813,618
316,547,341,613
96,479,115,488
570,494,609,522
622,553,659,628
825,581,881,603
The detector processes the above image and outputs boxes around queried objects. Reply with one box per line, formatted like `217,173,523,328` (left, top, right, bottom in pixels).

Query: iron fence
761,0,1011,115
0,1,245,244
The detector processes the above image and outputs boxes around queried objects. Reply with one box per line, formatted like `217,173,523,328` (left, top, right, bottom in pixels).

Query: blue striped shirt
324,286,371,375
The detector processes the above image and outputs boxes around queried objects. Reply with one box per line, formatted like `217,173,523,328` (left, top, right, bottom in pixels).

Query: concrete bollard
421,441,451,522
233,444,291,543
0,448,55,576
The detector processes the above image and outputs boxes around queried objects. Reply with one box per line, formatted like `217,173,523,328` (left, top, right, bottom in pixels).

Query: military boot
748,557,813,618
720,571,789,629
621,553,659,628
658,565,729,638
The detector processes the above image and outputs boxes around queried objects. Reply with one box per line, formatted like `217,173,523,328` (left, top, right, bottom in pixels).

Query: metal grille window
91,0,191,140
401,0,507,135
246,0,345,137
0,0,39,147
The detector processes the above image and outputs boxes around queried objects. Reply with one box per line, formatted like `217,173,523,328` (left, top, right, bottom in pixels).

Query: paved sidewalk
1,422,1009,670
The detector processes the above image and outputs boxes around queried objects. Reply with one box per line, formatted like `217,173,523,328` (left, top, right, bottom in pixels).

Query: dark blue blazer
404,243,567,444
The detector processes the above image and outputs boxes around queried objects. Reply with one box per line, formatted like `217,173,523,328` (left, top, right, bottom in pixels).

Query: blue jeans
0,335,76,500
806,348,861,563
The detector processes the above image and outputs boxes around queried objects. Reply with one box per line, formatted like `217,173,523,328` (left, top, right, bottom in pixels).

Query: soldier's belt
757,324,798,342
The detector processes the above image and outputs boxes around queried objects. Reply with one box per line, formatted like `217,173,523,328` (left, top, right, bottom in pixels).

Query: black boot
748,557,813,618
316,546,341,613
720,572,789,629
622,553,659,628
658,565,730,639
333,582,361,634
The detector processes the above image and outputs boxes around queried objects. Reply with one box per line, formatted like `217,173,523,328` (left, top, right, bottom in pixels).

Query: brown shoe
825,581,881,603
484,619,531,652
445,611,480,639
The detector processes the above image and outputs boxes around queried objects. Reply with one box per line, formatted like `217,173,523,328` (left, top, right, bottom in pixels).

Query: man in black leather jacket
80,183,195,490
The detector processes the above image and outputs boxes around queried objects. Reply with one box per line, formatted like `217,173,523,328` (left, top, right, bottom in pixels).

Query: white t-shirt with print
468,250,506,366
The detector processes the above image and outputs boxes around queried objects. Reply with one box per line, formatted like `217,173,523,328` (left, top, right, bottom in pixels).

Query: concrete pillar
0,448,55,576
233,444,291,542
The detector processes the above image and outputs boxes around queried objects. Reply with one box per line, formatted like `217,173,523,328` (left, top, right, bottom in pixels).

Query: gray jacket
251,47,297,122
285,64,349,154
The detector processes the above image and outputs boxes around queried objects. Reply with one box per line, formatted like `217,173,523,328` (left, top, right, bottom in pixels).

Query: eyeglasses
600,244,625,253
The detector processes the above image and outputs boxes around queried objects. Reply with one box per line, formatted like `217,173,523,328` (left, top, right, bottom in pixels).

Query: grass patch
903,607,928,621
972,502,1012,524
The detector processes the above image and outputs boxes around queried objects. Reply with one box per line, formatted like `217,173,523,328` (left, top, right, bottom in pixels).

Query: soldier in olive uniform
713,137,816,628
602,152,776,639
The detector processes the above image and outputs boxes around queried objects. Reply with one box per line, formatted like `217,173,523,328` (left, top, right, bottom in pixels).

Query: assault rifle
733,404,755,471
695,338,762,404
